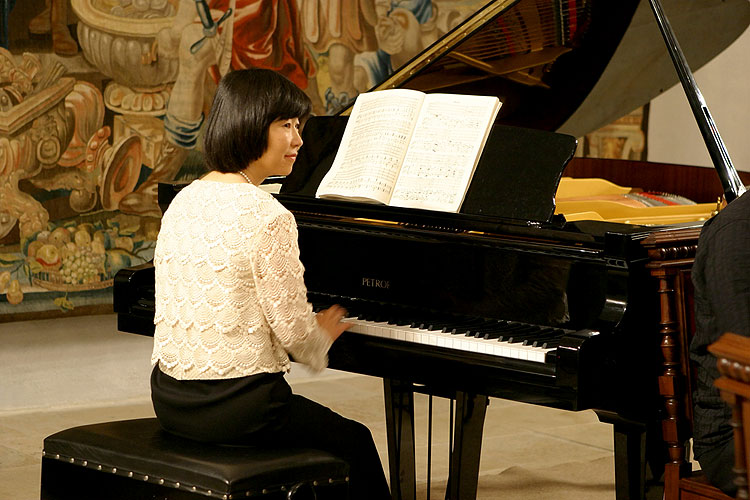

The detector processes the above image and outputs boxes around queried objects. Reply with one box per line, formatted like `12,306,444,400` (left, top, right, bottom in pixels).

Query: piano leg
447,392,489,500
383,379,489,500
595,410,647,500
384,378,417,500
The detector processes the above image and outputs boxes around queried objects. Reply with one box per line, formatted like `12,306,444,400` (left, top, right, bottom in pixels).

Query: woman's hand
316,305,352,341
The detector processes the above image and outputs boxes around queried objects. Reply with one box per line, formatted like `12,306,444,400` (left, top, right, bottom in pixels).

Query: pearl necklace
237,170,253,184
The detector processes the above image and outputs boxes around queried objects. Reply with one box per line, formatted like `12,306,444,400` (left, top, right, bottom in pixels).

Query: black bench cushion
42,418,349,497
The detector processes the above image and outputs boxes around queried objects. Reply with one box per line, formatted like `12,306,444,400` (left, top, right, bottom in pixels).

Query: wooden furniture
641,225,735,500
40,418,350,500
641,224,703,500
558,158,743,499
709,333,750,499
679,474,734,500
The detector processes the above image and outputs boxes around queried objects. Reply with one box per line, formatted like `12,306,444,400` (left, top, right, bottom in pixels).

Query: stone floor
0,314,666,499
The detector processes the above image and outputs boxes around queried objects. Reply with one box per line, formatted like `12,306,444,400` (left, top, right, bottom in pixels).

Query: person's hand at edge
316,304,352,341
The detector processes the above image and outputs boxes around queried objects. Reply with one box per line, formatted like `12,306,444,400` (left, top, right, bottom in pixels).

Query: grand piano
114,1,750,499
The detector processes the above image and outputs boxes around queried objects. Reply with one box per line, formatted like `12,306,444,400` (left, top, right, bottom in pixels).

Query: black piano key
424,316,461,331
526,330,566,348
393,315,423,327
531,340,561,348
486,324,537,341
443,317,493,335
460,319,500,337
364,313,388,322
530,330,565,342
425,324,446,331
488,326,532,339
471,322,567,350
482,330,507,340
493,326,562,345
506,328,560,345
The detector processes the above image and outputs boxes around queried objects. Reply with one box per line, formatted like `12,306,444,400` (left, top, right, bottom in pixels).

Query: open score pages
316,89,501,213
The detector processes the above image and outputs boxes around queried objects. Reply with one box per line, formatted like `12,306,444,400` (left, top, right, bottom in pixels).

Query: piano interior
405,0,594,91
555,176,720,224
360,0,637,132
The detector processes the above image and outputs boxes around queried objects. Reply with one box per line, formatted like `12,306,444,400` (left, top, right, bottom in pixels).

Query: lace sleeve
251,211,333,372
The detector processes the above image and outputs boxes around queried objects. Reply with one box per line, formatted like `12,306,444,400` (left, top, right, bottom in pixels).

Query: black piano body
117,119,685,499
274,116,653,412
114,0,750,498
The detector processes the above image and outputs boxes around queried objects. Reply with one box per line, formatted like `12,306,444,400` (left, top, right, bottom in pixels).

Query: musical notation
319,92,423,202
317,89,501,212
390,96,498,211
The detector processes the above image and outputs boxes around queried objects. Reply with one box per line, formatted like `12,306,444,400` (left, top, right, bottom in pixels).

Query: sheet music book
315,89,502,213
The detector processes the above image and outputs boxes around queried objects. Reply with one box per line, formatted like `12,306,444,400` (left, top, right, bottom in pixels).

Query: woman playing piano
149,68,391,499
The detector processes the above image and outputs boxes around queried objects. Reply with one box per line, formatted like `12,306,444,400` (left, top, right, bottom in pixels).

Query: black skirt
150,365,291,445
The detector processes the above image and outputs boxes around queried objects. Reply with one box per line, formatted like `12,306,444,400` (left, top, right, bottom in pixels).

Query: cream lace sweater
152,180,332,380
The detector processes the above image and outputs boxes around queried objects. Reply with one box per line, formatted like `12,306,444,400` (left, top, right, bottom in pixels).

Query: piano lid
339,0,750,138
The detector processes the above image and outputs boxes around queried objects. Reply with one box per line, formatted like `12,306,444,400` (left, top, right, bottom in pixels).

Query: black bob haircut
202,69,312,173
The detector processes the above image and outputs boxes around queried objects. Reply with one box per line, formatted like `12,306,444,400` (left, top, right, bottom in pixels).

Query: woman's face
248,117,303,182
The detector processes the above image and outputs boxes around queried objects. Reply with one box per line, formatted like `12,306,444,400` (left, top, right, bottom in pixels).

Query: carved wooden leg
653,269,692,500
715,382,749,499
740,399,750,499
731,397,748,499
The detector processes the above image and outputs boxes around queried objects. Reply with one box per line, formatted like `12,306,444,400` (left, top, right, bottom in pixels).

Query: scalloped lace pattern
152,180,332,379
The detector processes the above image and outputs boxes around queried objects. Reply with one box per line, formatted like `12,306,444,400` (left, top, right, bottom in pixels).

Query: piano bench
40,418,350,500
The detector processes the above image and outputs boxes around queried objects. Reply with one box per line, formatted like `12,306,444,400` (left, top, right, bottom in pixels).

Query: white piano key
344,318,553,364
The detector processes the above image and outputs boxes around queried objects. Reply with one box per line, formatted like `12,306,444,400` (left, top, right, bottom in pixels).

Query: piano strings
437,0,592,83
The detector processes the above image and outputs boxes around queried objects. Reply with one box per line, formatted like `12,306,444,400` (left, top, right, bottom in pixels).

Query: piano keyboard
341,316,565,364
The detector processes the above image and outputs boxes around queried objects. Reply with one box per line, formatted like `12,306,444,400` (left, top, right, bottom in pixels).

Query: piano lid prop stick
648,0,746,203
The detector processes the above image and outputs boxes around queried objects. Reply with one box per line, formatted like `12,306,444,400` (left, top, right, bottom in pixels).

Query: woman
150,68,391,499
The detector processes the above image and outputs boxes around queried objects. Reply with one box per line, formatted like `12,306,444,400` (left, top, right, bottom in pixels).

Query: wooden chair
707,333,750,499
656,330,750,500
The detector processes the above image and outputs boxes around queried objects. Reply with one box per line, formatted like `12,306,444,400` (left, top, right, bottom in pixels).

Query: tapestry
0,0,647,320
0,0,500,319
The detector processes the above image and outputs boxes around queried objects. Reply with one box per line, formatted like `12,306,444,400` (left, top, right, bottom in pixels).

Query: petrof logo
361,277,390,289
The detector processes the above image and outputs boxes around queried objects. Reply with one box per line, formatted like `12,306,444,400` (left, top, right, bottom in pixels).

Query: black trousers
697,439,737,496
276,393,391,499
151,366,390,500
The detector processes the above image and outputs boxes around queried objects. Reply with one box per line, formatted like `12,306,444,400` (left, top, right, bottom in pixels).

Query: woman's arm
251,211,347,371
